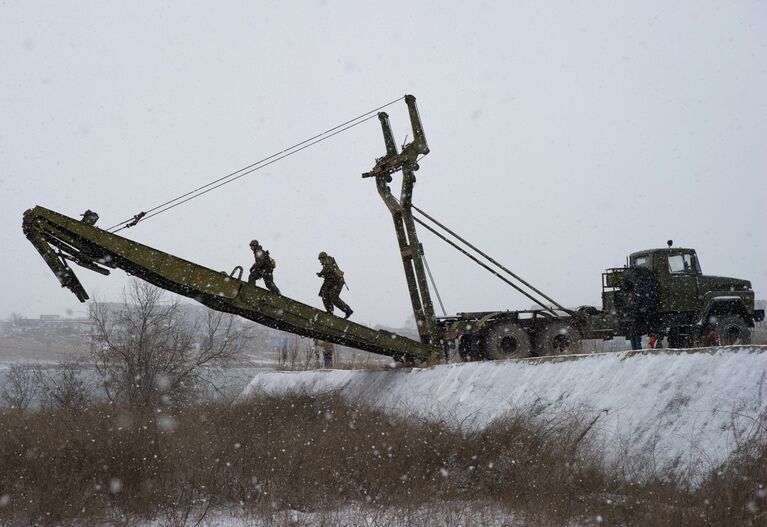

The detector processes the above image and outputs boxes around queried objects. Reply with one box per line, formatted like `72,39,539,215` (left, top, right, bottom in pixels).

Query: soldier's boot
334,298,353,319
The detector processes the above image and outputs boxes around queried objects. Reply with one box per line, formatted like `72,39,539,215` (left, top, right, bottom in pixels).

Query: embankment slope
243,346,767,478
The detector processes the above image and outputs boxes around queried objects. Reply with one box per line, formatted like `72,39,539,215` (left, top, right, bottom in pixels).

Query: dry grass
0,392,765,526
753,319,767,345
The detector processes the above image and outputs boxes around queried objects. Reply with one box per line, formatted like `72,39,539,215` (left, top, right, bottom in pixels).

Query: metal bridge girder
22,206,439,361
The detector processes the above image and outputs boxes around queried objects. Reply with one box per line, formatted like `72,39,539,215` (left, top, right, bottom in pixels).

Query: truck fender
699,296,751,326
474,312,516,334
450,312,515,338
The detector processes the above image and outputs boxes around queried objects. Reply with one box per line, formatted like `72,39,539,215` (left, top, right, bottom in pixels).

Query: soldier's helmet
318,251,328,259
250,240,259,248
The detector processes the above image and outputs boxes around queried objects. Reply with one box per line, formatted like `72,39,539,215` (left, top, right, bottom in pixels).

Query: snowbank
242,346,767,478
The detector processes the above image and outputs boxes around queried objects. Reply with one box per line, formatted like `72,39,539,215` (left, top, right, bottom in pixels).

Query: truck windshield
668,253,698,274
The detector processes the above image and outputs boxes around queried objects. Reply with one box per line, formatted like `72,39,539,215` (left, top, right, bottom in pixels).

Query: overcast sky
2,1,765,327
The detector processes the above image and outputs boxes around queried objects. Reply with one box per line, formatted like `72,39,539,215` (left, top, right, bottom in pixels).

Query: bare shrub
752,318,767,345
89,280,247,407
0,364,38,410
33,359,92,413
276,335,316,371
694,406,767,525
1,393,765,526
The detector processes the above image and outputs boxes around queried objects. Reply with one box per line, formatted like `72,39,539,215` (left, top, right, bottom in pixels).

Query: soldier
316,251,353,319
314,338,335,368
248,240,280,294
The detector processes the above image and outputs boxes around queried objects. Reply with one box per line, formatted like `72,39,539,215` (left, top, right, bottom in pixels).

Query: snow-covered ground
243,346,767,480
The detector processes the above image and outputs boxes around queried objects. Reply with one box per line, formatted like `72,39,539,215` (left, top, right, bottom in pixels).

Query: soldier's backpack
333,262,344,280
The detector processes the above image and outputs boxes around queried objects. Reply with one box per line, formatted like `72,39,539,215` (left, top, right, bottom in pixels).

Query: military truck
436,244,764,361
362,96,764,360
601,245,762,348
23,95,764,363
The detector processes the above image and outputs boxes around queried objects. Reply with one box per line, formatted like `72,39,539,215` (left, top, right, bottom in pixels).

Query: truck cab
629,247,703,316
615,246,763,346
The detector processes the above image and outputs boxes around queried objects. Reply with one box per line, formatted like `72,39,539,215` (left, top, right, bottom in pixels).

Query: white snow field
243,345,767,480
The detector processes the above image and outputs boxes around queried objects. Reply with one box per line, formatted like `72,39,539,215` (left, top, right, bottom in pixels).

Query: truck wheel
483,321,532,360
718,315,751,345
536,320,582,356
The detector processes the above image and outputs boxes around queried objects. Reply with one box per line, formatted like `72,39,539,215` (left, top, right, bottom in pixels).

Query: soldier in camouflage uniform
316,251,353,319
248,240,280,294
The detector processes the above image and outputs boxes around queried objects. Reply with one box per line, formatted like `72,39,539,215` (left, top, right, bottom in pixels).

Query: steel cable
108,96,405,232
422,252,447,316
411,203,570,313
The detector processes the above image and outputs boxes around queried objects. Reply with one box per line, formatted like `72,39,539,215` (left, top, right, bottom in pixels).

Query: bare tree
2,361,95,413
0,364,38,410
34,359,92,413
89,280,248,407
276,335,317,371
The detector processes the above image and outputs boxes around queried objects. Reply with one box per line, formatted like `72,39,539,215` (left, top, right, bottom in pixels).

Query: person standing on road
314,338,335,368
248,240,280,294
316,251,353,319
646,334,662,349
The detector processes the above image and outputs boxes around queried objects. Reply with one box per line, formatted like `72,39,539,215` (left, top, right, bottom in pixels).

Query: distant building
2,314,90,338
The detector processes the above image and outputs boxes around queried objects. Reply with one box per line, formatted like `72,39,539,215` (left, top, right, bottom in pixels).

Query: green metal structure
22,206,439,362
362,95,436,346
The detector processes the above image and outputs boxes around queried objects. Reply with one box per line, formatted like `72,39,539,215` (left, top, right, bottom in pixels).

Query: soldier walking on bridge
248,240,280,294
317,251,353,319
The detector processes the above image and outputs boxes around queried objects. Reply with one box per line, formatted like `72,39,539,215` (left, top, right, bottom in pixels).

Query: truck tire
718,315,751,345
483,321,532,360
536,320,582,356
